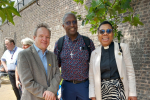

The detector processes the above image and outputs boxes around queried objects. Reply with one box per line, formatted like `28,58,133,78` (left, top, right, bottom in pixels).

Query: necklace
66,37,78,58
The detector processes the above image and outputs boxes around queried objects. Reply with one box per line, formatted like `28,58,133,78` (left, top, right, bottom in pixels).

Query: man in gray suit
17,23,61,100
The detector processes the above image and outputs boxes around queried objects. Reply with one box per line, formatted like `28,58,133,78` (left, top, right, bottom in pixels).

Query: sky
11,0,16,2
11,0,18,5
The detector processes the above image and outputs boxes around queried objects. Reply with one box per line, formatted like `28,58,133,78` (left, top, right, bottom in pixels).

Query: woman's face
98,24,114,47
22,44,31,49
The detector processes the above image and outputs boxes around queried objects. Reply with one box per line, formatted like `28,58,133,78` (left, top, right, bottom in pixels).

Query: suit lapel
94,46,102,98
46,52,53,85
30,45,47,77
114,42,123,77
94,46,101,77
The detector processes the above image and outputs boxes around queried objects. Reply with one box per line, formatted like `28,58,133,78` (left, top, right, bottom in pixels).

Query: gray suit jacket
17,45,61,100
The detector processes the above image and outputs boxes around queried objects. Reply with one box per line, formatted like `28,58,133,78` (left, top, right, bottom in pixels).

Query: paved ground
0,77,16,100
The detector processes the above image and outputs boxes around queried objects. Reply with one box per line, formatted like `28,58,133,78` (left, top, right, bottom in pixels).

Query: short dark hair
4,37,15,45
98,21,113,32
62,12,77,24
34,23,51,36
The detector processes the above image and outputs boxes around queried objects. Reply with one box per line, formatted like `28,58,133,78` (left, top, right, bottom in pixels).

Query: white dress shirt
1,46,23,70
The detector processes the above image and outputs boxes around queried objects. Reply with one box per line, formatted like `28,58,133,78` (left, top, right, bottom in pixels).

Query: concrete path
0,78,16,100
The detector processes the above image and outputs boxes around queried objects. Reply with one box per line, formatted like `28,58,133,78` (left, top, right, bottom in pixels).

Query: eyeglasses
65,20,77,26
99,29,112,34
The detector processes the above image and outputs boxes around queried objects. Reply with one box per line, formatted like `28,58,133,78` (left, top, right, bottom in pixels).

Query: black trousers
8,71,21,100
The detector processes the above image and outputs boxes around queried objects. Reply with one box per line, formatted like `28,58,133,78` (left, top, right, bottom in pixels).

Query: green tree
0,0,21,25
72,0,143,43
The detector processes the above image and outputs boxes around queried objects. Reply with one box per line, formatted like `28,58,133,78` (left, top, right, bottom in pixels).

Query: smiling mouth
70,28,75,31
102,38,109,41
41,42,48,45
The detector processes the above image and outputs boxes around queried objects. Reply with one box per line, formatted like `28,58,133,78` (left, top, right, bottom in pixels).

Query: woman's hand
91,97,96,100
128,96,137,100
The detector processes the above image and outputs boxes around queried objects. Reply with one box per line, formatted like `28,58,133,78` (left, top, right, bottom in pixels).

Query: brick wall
0,0,149,99
119,0,150,99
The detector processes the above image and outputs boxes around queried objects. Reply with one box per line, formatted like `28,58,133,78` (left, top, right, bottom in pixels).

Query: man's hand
91,97,96,100
128,96,137,100
43,91,56,100
4,67,8,73
1,61,8,73
16,80,22,89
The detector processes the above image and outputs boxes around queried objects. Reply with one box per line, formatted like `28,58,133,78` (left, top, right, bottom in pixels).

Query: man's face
63,14,78,36
5,40,14,50
33,27,50,52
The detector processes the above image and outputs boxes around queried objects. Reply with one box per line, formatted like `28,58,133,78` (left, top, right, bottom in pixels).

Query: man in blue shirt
17,23,61,100
1,37,23,100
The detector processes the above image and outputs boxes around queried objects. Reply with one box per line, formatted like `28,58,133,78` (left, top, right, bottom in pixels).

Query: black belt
8,70,15,72
65,79,88,84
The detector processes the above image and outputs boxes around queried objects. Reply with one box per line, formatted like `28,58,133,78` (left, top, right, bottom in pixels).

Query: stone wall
0,0,149,99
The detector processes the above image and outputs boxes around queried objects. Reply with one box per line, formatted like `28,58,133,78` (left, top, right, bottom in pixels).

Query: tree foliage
72,0,143,42
0,0,21,25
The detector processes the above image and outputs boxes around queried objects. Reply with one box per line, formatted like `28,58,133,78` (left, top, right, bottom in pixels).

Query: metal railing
14,0,39,11
16,0,24,11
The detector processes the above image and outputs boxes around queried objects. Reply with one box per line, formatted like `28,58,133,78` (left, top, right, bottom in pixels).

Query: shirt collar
33,44,48,55
65,32,81,41
9,46,17,52
102,41,114,50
